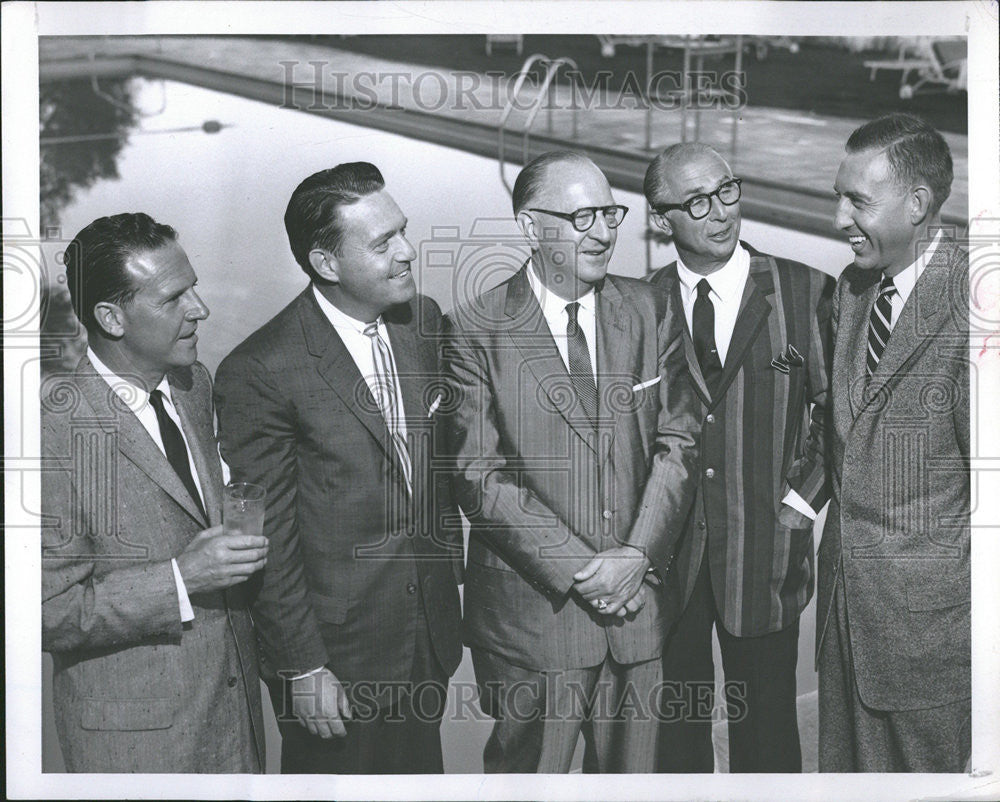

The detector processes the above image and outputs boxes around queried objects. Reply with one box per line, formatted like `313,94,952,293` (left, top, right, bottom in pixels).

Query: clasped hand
572,545,650,617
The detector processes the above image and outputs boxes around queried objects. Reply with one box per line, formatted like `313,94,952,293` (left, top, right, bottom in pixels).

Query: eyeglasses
528,205,629,232
653,178,742,220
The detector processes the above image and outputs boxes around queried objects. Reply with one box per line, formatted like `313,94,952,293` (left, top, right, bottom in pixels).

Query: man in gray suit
819,113,970,771
42,213,267,772
445,151,700,772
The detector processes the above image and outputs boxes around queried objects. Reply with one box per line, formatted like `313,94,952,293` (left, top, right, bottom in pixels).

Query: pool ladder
498,54,580,194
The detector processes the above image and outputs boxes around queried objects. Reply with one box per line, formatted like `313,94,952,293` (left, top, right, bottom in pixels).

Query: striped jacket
647,243,834,637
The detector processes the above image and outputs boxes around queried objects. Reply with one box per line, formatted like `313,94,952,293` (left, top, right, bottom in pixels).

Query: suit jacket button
704,468,715,479
705,414,715,424
697,520,706,530
227,676,238,688
406,583,417,595
602,510,613,520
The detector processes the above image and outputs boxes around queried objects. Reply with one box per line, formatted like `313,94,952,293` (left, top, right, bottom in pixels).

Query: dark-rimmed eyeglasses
528,205,629,232
653,178,742,220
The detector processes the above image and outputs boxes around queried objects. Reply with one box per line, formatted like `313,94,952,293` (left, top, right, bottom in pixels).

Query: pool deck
39,35,969,239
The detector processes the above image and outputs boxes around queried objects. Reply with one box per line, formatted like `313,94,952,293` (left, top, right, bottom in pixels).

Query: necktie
866,275,897,380
363,322,413,495
148,389,207,520
692,278,723,393
565,301,598,426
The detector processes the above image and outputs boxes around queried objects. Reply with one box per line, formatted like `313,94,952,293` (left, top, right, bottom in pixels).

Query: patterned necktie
692,278,724,392
148,389,207,520
363,321,413,495
565,301,598,426
866,275,897,380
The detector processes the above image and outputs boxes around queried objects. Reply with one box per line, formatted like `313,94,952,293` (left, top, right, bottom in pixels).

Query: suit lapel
842,271,881,419
300,290,396,463
503,267,598,453
711,256,773,404
75,359,208,526
595,277,632,462
864,242,956,403
652,264,712,406
170,371,221,527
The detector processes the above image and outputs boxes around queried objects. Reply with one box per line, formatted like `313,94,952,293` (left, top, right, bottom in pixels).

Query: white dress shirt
312,285,408,441
526,260,598,384
87,347,198,622
675,244,751,366
885,229,942,329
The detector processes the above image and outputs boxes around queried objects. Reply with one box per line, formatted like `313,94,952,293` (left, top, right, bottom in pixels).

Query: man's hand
291,667,352,739
778,503,814,530
572,546,651,616
175,525,268,595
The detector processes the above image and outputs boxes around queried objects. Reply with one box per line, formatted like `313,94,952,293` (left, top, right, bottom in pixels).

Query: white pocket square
427,393,443,417
632,376,661,392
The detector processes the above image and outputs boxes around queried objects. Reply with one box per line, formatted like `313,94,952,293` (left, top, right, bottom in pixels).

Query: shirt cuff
781,489,817,521
171,558,196,622
290,666,326,681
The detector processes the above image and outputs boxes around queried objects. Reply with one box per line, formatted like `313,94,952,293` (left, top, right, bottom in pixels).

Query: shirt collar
86,346,171,414
312,284,380,334
676,243,750,304
889,229,942,305
526,259,596,319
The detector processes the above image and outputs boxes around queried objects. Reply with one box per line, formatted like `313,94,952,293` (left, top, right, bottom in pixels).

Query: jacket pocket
80,697,175,731
906,582,969,611
309,586,350,624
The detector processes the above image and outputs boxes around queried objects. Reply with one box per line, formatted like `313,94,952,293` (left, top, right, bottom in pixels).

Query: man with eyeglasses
444,150,701,772
644,142,834,773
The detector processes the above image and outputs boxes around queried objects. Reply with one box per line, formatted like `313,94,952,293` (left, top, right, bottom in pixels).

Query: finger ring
597,599,608,611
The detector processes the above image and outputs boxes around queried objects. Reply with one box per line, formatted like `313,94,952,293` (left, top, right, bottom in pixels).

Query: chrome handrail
498,54,579,194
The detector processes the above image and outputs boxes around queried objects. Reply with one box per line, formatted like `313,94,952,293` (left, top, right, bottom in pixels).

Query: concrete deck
39,36,968,238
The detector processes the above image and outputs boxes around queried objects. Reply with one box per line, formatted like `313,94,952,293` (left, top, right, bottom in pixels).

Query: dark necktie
148,389,207,520
866,275,897,381
565,301,598,426
692,278,724,392
363,321,413,495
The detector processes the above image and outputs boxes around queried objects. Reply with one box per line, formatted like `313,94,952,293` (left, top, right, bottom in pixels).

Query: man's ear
309,248,339,283
650,210,673,237
909,184,933,225
93,302,125,338
516,211,540,249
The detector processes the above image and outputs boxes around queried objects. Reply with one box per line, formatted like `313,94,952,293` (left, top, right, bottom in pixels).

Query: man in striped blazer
644,143,834,773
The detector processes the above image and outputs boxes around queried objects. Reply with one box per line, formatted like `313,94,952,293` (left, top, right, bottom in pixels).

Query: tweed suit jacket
41,358,265,773
214,289,463,694
445,267,701,671
646,243,835,637
816,237,970,711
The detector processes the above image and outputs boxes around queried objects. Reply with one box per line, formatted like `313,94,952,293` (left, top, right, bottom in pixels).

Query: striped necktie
363,321,412,495
866,275,897,380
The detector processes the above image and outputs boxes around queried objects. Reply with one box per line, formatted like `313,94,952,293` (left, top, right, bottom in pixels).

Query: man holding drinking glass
41,213,267,773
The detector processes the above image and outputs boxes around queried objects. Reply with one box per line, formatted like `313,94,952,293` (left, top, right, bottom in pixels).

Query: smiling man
818,113,970,772
644,143,834,773
42,213,267,772
445,150,700,772
214,164,463,773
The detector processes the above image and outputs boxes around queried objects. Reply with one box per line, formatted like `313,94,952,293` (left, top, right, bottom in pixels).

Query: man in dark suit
445,150,701,772
644,143,834,773
819,113,969,772
214,163,463,774
42,213,267,772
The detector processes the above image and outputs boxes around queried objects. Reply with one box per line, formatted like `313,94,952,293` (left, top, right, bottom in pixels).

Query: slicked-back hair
511,150,595,215
284,162,386,279
643,142,729,207
846,113,953,214
64,212,178,333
